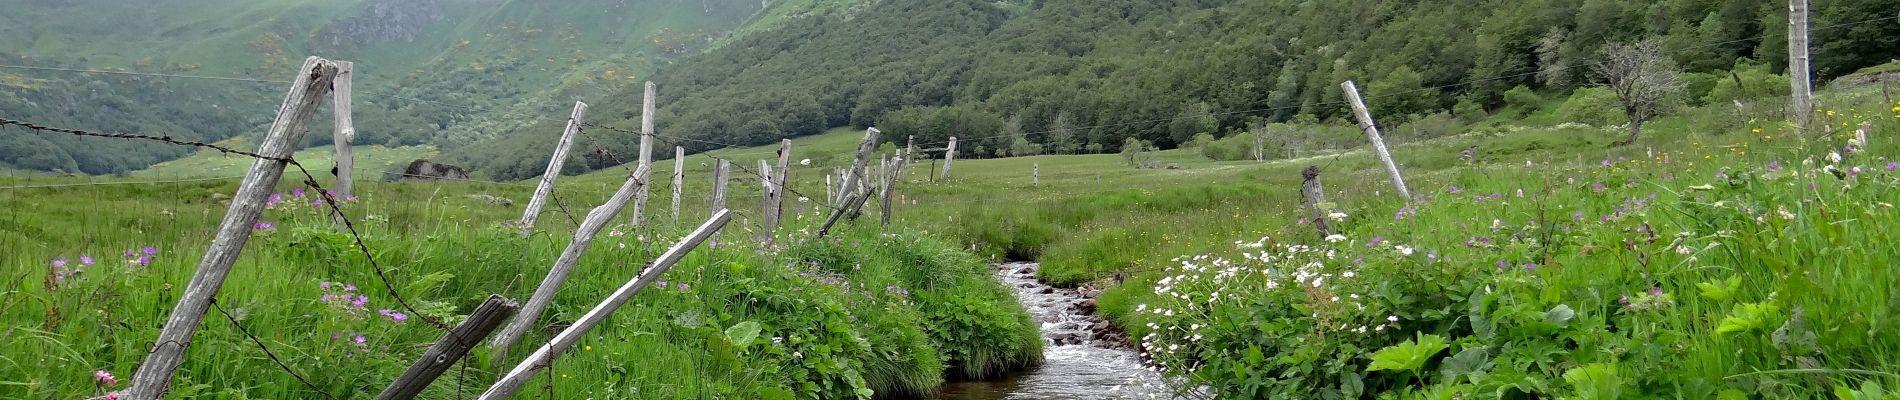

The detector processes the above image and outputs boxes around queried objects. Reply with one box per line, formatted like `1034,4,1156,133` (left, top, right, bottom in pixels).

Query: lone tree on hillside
1594,39,1683,146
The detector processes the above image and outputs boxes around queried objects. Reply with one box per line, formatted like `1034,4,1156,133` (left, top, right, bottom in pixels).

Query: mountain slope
0,0,780,174
501,0,1896,181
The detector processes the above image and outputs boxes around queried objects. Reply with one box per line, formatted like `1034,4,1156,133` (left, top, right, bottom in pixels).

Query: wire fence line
0,115,483,397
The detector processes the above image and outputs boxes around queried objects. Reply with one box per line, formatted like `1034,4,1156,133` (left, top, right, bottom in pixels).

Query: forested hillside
487,0,1898,180
0,0,780,174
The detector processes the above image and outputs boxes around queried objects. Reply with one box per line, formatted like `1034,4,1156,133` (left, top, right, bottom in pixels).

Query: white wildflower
1325,234,1347,243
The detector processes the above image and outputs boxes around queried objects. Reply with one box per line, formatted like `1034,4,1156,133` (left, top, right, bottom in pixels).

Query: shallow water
928,262,1167,400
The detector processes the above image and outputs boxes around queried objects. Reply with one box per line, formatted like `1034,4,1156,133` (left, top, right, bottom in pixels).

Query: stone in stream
1073,299,1097,314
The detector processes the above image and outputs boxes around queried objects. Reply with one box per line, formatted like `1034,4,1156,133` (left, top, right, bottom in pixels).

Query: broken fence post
1301,165,1331,237
763,139,791,245
477,210,733,400
489,164,652,365
520,101,589,236
940,136,957,180
817,128,880,237
880,155,899,229
376,295,519,400
124,56,338,400
331,60,355,197
1340,80,1412,201
672,146,684,225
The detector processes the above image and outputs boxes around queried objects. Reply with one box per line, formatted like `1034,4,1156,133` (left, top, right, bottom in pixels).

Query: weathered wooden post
1787,0,1813,130
520,101,589,235
672,146,684,224
489,164,652,364
818,128,881,237
376,295,518,400
1301,165,1331,237
940,136,958,180
824,170,835,205
708,159,730,247
478,210,731,400
880,155,899,229
632,82,658,225
762,139,791,244
331,61,355,197
1340,80,1412,201
906,135,915,165
1032,163,1039,186
124,57,338,400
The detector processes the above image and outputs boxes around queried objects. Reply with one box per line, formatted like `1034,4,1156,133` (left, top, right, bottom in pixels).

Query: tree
1045,111,1078,154
1594,39,1683,146
1536,27,1572,88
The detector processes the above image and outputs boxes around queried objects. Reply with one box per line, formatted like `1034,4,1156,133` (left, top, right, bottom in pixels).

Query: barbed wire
0,174,244,190
0,63,291,84
210,298,337,399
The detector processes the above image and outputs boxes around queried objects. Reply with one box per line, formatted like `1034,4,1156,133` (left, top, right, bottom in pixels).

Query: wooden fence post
632,82,657,225
824,171,835,205
940,136,957,180
880,155,899,229
817,128,880,237
331,61,354,197
489,165,652,364
1340,80,1412,201
672,146,684,225
123,57,338,400
376,295,519,400
1301,165,1331,237
708,159,730,247
906,135,915,165
478,210,732,400
1787,0,1813,130
763,139,791,244
520,101,589,236
1032,163,1039,186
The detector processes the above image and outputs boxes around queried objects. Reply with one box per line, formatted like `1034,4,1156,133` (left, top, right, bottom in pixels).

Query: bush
1555,87,1624,126
1502,85,1543,115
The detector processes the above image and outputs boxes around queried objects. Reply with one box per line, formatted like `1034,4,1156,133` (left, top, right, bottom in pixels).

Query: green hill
0,0,809,174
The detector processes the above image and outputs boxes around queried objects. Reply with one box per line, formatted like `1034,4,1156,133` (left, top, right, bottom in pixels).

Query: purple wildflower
134,256,150,266
353,335,366,344
292,188,305,198
1591,182,1606,191
79,256,94,266
252,221,275,230
390,312,408,322
351,295,368,308
1648,287,1664,297
123,249,135,257
320,281,332,290
1369,236,1384,247
344,284,357,292
1496,260,1509,269
1601,159,1612,167
1572,211,1586,221
1850,166,1863,176
51,257,67,268
1767,160,1782,172
677,283,689,291
1524,263,1537,272
1887,162,1899,172
657,280,668,287
1353,257,1365,265
141,247,157,256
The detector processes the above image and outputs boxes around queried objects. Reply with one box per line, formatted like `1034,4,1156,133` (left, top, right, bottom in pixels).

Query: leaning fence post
940,136,957,180
1301,165,1331,237
1340,80,1412,201
477,210,731,400
489,164,652,364
763,139,791,245
708,159,730,247
632,82,657,225
520,101,589,235
1787,0,1813,130
331,61,355,197
818,128,881,237
123,57,338,400
376,295,519,400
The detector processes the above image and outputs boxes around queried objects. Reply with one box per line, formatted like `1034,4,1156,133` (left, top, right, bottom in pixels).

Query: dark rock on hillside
398,159,470,181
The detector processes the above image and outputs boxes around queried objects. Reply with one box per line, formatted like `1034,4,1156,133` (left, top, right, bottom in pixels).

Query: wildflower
106,393,119,400
1889,162,1900,172
1850,166,1863,176
1496,260,1509,269
252,221,276,230
1324,234,1346,243
134,256,150,266
1591,182,1606,191
1397,245,1415,256
142,247,157,256
94,370,117,386
1648,287,1664,297
122,249,134,257
677,283,689,291
51,257,67,268
354,335,366,344
657,280,668,288
800,158,812,166
390,312,408,322
344,284,357,292
1767,160,1781,172
1827,152,1842,164
1572,210,1585,221
292,188,305,197
1524,263,1537,272
320,281,332,290
1327,211,1348,221
79,256,94,266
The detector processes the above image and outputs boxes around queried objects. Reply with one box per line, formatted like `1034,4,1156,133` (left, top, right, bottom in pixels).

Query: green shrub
1555,87,1624,126
1503,85,1543,115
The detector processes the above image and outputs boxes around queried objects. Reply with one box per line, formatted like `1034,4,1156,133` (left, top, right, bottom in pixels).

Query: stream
928,262,1168,400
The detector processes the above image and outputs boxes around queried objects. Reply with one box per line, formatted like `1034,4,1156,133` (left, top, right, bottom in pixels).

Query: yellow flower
584,345,593,351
